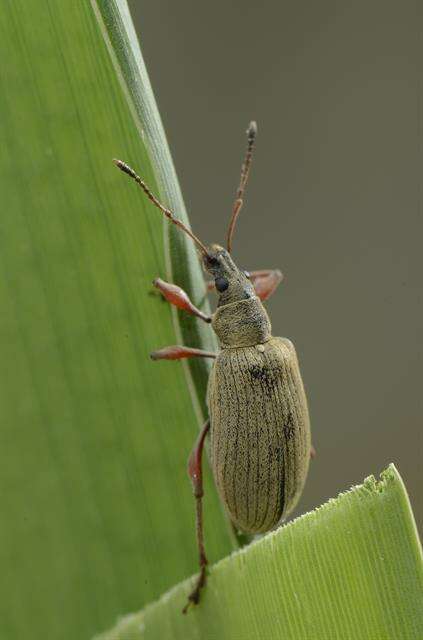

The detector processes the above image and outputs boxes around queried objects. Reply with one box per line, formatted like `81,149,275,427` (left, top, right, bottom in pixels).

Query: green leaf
92,0,219,414
0,2,232,639
97,464,423,640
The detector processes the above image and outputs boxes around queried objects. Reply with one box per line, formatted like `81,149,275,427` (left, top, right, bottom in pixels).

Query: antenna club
227,121,258,253
247,121,258,141
113,158,137,179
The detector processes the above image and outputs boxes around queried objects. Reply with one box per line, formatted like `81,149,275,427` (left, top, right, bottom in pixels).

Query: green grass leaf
97,464,423,640
0,2,232,639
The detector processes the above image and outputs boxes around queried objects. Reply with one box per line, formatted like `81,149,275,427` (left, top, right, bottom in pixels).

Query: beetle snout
203,245,226,275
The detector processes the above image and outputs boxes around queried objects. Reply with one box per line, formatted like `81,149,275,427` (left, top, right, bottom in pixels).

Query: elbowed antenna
226,121,258,254
113,159,210,257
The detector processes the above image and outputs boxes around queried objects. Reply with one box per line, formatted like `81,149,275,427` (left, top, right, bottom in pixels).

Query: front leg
154,277,211,323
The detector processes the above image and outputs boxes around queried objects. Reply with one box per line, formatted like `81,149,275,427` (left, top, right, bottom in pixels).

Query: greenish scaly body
208,333,310,533
205,249,311,534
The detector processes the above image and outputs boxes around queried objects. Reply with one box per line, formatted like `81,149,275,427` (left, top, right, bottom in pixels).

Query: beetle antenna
113,159,210,257
227,121,257,253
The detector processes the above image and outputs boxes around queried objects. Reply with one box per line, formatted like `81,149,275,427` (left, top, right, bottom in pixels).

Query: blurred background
0,3,420,639
130,0,421,528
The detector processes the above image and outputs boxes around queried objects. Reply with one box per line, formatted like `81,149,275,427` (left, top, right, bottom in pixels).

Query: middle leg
151,346,217,361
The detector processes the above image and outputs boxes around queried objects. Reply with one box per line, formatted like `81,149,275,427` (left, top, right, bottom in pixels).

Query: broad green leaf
0,2,232,639
97,464,423,640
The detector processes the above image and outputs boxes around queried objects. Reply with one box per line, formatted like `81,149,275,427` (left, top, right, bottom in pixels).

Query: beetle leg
310,444,316,459
182,419,211,614
150,346,217,361
248,269,283,301
153,277,211,323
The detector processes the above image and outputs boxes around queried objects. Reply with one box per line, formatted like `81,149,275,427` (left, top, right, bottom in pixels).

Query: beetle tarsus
182,562,208,614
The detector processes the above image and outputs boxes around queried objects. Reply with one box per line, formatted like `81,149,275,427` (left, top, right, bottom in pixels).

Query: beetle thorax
212,297,272,348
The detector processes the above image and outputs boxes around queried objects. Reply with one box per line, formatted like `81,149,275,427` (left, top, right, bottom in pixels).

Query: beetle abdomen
208,337,311,534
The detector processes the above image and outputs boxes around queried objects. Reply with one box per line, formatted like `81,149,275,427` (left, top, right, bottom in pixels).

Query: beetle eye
215,277,229,292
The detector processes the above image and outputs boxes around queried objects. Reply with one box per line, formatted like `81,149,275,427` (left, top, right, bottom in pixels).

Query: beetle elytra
114,121,312,613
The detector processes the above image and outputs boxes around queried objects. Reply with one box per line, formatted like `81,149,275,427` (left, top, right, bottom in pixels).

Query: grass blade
0,2,232,638
97,464,423,640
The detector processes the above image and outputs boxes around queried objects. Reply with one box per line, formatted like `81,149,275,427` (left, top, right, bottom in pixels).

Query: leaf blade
0,2,232,638
97,465,423,640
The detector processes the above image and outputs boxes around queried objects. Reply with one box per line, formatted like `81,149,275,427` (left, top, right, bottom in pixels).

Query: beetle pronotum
114,122,312,613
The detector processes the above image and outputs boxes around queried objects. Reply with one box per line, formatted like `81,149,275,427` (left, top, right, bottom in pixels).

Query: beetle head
203,244,255,306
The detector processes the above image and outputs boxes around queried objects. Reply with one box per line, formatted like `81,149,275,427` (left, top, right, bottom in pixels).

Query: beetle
114,121,312,613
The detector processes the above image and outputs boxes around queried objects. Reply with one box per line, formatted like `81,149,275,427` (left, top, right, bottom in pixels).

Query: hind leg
182,419,211,614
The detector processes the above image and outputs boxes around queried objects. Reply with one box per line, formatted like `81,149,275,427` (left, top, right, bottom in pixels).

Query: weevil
114,121,312,613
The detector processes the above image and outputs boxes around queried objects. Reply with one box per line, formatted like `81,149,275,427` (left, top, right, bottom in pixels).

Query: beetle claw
182,565,208,614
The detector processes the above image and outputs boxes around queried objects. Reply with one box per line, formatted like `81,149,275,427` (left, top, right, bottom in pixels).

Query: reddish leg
151,346,216,361
310,445,316,459
207,269,283,302
248,269,283,301
183,419,211,614
153,278,211,323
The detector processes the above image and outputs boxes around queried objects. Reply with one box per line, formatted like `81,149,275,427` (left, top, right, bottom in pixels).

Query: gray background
129,1,421,529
